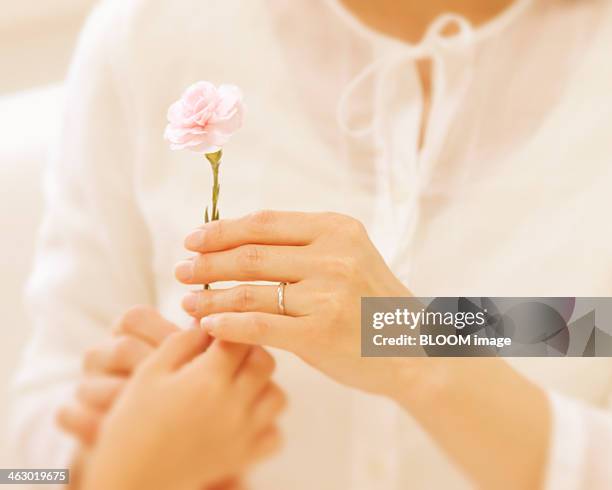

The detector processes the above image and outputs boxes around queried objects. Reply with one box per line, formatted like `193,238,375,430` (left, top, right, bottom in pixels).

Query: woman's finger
55,401,102,446
112,305,179,346
184,210,327,253
201,312,303,352
76,375,126,411
175,245,310,285
234,347,276,399
82,336,154,375
182,282,308,318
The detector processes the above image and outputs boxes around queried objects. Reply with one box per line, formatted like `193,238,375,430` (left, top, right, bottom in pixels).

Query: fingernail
174,260,194,282
185,229,206,250
182,293,199,314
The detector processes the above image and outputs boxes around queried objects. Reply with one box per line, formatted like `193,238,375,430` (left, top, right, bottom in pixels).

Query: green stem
211,162,220,220
205,149,222,222
203,150,223,291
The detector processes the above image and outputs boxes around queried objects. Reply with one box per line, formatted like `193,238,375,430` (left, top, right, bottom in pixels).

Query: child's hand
56,306,179,446
83,328,285,490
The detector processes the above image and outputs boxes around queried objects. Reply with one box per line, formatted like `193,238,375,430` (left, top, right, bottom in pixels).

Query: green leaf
204,206,209,223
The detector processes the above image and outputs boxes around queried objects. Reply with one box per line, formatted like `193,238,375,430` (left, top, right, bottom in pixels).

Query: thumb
201,313,297,351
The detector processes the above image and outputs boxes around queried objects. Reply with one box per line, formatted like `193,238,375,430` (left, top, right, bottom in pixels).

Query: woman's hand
83,329,285,490
176,211,552,490
176,210,410,396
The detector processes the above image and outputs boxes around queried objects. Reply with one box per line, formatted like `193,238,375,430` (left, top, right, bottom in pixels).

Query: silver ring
277,282,288,315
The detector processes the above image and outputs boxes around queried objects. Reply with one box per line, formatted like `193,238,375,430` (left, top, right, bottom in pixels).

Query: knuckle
233,285,253,312
196,292,211,314
322,211,345,223
249,209,276,227
325,212,354,227
327,256,358,280
325,213,366,238
341,215,366,237
206,219,224,243
237,245,264,272
321,291,341,311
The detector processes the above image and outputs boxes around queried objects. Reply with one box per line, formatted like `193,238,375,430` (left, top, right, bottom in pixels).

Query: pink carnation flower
164,81,245,154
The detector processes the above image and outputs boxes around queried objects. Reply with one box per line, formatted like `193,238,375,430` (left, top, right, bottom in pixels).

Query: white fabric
9,0,612,488
543,391,612,490
0,85,61,464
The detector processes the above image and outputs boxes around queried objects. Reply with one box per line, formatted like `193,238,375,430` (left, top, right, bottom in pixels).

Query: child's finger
112,305,179,346
234,347,276,399
83,336,153,375
143,328,210,374
185,340,251,380
251,383,287,430
55,401,101,447
249,425,283,462
76,375,126,411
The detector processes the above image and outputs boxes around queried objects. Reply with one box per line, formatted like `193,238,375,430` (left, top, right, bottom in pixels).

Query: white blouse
9,0,612,488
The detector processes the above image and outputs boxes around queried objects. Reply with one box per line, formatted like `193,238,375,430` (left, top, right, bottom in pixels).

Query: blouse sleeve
8,2,155,467
544,390,612,490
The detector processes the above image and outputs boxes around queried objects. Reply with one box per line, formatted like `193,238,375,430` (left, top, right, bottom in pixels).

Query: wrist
384,358,453,412
387,358,550,489
388,359,511,414
80,460,125,490
80,446,144,490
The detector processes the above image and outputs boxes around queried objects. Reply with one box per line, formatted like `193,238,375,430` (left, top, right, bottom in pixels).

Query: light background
0,0,97,462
